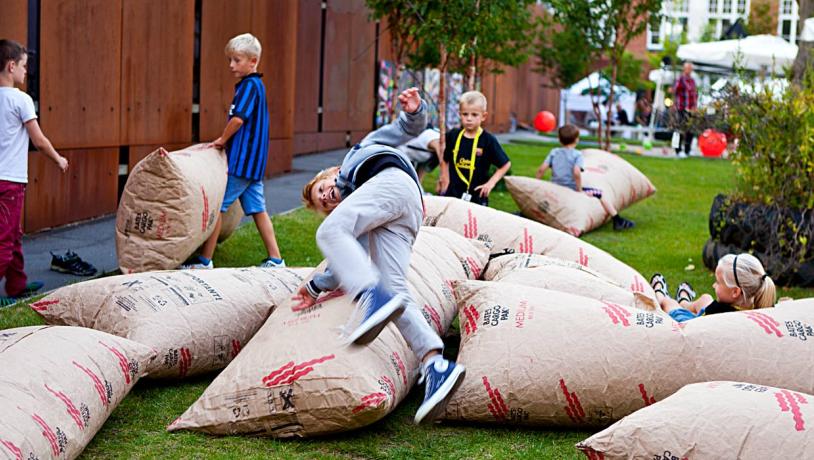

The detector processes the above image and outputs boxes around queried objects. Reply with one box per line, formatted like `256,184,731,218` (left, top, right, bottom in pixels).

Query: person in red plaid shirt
672,62,697,157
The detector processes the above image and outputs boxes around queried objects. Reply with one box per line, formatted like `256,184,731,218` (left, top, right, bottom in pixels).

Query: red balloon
699,129,727,157
534,111,557,132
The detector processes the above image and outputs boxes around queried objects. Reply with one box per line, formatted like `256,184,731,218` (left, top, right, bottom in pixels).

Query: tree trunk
605,55,619,152
467,52,477,91
793,0,814,85
439,46,448,156
588,81,603,147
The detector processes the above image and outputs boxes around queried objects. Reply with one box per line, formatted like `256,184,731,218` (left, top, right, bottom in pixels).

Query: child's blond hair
460,91,487,111
302,166,340,212
717,253,776,309
225,33,262,59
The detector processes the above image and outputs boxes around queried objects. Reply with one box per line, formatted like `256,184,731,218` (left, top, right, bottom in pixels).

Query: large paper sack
484,253,658,310
577,381,814,459
168,227,489,437
218,201,244,242
0,326,155,459
423,196,655,300
31,267,311,379
116,144,227,273
445,281,814,427
505,149,655,235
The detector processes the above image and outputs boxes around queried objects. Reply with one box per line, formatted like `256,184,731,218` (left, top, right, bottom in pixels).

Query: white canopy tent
558,72,636,127
677,34,798,74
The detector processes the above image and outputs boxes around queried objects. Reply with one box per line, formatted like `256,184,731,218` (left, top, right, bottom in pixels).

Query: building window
708,0,750,39
647,0,691,50
778,0,799,43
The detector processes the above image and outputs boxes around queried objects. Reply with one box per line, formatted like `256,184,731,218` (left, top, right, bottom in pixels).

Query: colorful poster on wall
375,60,462,130
375,60,396,128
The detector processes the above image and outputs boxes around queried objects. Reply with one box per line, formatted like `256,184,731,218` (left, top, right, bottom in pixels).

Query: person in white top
0,39,68,305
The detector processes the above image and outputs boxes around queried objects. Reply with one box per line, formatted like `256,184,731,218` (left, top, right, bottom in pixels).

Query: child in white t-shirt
0,39,68,306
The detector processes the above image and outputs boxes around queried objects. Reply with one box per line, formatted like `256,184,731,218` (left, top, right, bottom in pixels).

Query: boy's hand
291,286,317,312
474,180,495,198
55,155,69,172
437,169,450,194
398,87,421,114
208,137,226,149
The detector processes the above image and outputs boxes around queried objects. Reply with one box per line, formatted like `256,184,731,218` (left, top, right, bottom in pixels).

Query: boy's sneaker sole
50,263,96,276
414,364,466,424
347,293,406,346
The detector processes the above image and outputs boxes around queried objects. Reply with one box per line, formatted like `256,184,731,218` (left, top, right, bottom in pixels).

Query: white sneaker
259,257,286,268
677,152,688,159
179,256,213,270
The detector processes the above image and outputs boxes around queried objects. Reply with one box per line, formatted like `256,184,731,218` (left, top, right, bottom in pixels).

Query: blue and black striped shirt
226,73,269,180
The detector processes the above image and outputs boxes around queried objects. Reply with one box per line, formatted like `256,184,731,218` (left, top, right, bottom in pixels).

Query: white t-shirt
398,128,440,164
0,87,37,183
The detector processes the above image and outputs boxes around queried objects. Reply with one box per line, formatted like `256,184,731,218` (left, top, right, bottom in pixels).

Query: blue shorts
221,174,266,215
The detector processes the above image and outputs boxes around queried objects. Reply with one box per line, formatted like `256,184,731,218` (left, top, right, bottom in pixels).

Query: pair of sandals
650,273,696,303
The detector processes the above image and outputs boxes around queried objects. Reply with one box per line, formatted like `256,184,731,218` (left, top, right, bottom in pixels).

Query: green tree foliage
609,51,652,92
746,0,775,36
539,0,663,149
536,13,595,89
367,1,537,152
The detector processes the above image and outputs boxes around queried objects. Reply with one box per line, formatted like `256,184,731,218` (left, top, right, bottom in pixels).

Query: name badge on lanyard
452,127,482,196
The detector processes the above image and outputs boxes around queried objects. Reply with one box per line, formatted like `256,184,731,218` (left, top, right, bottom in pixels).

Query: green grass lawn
2,141,813,459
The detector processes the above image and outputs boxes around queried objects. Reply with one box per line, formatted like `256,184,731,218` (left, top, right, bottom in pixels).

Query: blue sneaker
414,357,466,424
13,281,44,297
346,284,406,345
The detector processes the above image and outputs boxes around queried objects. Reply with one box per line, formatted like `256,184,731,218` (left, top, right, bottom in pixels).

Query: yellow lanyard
452,127,482,191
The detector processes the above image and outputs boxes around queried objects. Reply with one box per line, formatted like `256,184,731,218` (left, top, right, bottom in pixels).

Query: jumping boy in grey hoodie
293,87,464,424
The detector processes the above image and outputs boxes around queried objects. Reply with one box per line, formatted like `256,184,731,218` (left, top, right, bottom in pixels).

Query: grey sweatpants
316,167,444,359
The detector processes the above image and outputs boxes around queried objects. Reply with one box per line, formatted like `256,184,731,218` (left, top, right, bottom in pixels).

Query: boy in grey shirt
293,88,464,424
536,124,634,232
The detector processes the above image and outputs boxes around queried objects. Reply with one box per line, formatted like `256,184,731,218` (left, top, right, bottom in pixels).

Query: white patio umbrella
677,34,798,73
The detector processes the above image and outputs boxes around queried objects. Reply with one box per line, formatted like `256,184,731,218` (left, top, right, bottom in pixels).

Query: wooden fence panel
121,0,194,145
347,1,376,132
0,1,27,48
293,0,322,155
39,0,122,149
252,0,297,175
25,148,118,232
322,0,353,132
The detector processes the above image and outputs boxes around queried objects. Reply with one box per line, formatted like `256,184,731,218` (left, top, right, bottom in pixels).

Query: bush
695,71,814,284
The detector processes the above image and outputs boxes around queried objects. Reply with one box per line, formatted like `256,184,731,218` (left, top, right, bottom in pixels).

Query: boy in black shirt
439,91,511,206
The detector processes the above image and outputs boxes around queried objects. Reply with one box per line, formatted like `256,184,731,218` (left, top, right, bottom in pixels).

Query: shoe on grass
0,296,19,308
50,250,97,276
414,356,466,424
347,284,405,345
9,281,44,299
259,257,286,268
612,215,635,231
179,255,213,270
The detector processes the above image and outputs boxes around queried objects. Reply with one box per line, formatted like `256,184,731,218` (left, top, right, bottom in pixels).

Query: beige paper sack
168,227,489,437
116,144,227,273
31,267,311,379
423,196,655,300
444,281,684,427
578,381,814,459
505,149,655,236
484,253,658,311
0,326,155,460
444,281,814,428
218,201,244,242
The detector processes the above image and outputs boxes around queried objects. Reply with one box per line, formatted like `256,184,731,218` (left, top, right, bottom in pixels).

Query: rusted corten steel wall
11,0,561,231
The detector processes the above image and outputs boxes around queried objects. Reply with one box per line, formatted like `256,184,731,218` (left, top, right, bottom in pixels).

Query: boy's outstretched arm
535,162,549,179
209,117,244,149
573,165,582,191
25,120,68,172
475,161,511,198
360,87,426,148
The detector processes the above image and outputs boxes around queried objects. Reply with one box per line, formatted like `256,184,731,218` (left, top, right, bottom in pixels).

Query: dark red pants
0,181,27,296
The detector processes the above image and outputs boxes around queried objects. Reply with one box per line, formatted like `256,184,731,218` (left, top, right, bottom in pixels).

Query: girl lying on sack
650,253,776,322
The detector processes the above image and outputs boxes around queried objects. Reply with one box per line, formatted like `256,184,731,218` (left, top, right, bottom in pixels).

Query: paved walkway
14,130,690,294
